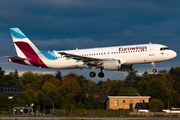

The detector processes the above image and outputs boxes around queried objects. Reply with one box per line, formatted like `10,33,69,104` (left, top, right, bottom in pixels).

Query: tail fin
9,28,48,68
10,27,40,57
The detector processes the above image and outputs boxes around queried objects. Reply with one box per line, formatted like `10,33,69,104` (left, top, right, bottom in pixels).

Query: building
135,102,172,113
0,86,21,99
106,96,150,110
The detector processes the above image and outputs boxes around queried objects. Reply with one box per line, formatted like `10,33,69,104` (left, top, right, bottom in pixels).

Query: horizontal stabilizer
5,56,29,61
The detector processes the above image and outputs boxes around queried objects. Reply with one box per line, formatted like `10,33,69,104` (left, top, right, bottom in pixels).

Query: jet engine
103,60,132,71
103,60,121,70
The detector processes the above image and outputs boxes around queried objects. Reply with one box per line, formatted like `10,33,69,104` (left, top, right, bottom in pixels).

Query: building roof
107,96,151,98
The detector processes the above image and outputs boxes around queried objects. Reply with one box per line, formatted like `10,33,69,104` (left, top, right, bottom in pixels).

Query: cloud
0,0,179,82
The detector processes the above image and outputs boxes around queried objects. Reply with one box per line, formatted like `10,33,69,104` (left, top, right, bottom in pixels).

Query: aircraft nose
172,51,177,58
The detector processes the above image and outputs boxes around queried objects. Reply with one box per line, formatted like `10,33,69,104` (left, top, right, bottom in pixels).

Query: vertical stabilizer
10,27,40,57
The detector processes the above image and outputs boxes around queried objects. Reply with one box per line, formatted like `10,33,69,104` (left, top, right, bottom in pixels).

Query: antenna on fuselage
76,47,78,50
149,42,152,44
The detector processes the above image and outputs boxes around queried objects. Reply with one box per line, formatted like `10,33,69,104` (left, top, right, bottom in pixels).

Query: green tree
149,99,164,112
12,92,31,107
97,80,104,87
146,77,170,102
20,71,43,91
55,71,62,81
117,87,138,96
84,96,98,109
99,79,116,94
137,79,148,96
44,89,65,108
61,76,82,97
0,94,10,108
125,69,138,87
37,90,45,107
24,89,38,105
13,69,21,87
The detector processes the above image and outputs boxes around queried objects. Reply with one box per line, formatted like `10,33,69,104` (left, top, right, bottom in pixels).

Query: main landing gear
89,67,104,78
151,62,157,73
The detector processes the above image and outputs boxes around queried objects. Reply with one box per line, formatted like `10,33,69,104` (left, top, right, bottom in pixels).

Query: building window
129,100,133,104
140,100,144,103
115,100,119,106
14,88,17,92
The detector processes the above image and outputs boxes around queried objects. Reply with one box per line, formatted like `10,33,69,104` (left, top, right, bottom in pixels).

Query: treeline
0,67,180,109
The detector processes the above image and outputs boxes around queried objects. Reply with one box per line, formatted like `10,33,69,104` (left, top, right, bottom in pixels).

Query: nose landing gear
151,62,157,73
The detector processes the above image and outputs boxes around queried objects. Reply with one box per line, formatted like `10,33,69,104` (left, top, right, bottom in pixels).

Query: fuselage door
149,45,154,56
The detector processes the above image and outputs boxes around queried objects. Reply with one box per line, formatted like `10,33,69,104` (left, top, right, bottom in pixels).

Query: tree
149,99,164,112
44,89,64,108
37,90,45,107
55,71,62,81
42,81,57,92
20,71,42,87
12,92,31,107
125,69,138,87
84,96,98,109
13,70,21,87
0,94,10,108
99,80,116,94
117,87,138,96
24,89,38,105
137,79,148,96
61,76,81,97
97,80,104,87
0,67,5,79
146,77,170,102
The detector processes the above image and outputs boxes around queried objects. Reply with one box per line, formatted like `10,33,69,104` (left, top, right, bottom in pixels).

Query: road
0,116,180,120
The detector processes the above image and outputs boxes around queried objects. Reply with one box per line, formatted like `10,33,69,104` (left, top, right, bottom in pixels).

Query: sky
0,0,180,82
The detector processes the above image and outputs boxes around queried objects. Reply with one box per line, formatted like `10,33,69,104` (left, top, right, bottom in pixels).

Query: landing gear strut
98,68,104,78
89,67,105,78
151,62,157,73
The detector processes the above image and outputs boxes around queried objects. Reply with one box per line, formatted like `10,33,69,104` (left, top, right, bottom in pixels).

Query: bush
149,99,164,112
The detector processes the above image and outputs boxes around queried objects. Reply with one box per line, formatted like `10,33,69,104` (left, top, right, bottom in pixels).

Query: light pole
45,98,54,114
44,99,46,115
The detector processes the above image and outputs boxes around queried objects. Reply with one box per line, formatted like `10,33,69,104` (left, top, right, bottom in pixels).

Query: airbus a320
6,28,177,78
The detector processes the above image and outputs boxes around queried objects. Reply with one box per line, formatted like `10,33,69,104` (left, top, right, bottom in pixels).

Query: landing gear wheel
89,72,96,77
98,72,104,78
151,62,157,73
152,69,157,73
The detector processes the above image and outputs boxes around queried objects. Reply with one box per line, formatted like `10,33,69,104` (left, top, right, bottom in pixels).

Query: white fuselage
40,44,177,69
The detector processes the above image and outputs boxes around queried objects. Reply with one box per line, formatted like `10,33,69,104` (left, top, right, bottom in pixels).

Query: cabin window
160,47,169,51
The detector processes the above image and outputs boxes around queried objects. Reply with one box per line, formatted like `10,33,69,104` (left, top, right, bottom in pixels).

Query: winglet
10,27,27,39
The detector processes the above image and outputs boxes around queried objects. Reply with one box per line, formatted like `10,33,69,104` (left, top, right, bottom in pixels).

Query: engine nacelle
103,60,132,71
103,60,121,70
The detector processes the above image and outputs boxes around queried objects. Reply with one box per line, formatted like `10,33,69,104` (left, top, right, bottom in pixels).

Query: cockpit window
160,47,170,51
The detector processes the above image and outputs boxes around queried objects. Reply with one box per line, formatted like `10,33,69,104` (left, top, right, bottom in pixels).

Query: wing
58,51,113,66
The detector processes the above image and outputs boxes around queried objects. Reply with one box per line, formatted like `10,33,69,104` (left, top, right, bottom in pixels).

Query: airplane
6,27,177,78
